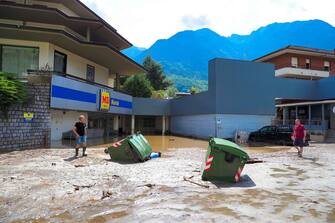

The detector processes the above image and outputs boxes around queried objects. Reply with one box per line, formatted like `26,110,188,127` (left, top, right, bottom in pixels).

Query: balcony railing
27,69,127,94
272,118,329,130
275,67,329,79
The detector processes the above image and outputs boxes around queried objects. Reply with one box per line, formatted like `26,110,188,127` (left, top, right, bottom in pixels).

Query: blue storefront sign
50,75,133,114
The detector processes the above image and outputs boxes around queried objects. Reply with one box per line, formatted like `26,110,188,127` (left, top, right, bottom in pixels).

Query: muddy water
146,135,291,154
0,138,334,222
92,135,290,154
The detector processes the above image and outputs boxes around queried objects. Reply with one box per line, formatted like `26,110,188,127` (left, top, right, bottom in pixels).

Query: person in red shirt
291,119,307,157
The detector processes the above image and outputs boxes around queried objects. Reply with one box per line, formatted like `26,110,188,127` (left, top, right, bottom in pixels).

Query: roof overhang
0,24,145,75
0,1,132,50
276,100,335,107
254,46,335,62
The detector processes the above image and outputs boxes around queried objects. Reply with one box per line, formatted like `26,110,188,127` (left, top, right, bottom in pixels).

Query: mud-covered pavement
0,136,335,223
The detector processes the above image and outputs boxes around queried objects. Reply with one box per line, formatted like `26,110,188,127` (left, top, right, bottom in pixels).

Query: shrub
0,72,27,117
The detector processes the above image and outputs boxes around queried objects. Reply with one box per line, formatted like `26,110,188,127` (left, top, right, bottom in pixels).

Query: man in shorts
72,115,88,157
292,119,306,157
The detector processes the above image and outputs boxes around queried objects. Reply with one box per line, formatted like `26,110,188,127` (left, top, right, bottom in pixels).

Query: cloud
79,0,335,48
181,15,210,29
81,0,107,20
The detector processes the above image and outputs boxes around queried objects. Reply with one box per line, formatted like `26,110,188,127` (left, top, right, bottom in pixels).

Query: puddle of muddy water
57,135,290,155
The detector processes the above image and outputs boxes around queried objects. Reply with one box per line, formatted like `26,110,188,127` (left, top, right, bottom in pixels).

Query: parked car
248,125,310,146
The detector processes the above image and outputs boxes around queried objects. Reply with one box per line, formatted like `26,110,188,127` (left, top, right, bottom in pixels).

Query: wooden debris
101,191,113,200
73,183,96,191
246,158,264,164
137,183,156,188
183,176,209,188
74,164,86,168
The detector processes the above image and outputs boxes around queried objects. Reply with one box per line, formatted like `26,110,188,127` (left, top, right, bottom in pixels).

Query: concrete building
1,1,335,149
0,0,146,148
255,45,335,80
254,46,335,140
134,56,335,141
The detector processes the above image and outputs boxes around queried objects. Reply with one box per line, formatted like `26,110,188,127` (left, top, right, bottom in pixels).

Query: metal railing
27,69,129,94
272,119,329,130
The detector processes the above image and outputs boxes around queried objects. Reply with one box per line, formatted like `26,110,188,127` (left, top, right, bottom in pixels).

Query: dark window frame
0,44,39,74
0,45,2,71
305,58,310,69
86,64,95,82
54,50,67,73
323,60,331,72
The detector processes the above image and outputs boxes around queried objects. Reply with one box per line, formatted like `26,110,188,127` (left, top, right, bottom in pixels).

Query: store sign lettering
99,90,110,111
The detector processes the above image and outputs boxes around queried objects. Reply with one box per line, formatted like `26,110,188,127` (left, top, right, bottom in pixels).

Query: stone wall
0,82,51,151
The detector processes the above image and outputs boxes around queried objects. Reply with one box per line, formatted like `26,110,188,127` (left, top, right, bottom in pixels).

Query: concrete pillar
115,74,120,90
166,116,169,132
162,115,166,135
308,105,312,126
86,27,91,41
131,115,135,134
283,107,287,125
322,104,325,124
113,115,119,131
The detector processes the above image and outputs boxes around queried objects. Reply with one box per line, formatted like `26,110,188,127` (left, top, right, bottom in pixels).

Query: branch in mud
73,183,96,190
183,176,209,188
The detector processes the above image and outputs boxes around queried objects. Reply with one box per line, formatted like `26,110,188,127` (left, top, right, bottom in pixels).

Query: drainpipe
86,27,91,42
308,105,311,127
322,104,325,128
162,115,166,135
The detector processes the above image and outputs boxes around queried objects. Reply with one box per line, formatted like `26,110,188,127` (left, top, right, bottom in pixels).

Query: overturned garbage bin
201,137,249,183
104,133,152,162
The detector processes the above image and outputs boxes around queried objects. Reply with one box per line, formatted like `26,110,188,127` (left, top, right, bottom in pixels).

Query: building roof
254,45,335,62
0,0,132,50
0,23,146,75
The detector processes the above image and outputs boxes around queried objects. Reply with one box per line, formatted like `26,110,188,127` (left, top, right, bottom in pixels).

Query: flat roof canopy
0,24,145,76
276,100,335,107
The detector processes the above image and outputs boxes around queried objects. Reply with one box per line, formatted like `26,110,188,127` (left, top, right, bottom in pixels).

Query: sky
80,0,335,48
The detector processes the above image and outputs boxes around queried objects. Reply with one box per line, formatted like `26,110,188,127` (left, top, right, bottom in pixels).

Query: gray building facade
134,58,335,139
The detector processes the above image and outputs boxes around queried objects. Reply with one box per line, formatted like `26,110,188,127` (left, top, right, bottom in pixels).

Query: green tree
123,73,152,97
189,86,199,95
143,56,171,90
0,72,27,117
166,86,177,98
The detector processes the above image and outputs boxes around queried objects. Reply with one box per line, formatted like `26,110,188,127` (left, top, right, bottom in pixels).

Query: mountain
122,46,146,59
123,20,335,91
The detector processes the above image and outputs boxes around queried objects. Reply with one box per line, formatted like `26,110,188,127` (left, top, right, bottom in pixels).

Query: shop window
54,51,67,73
305,59,310,69
143,117,155,128
0,45,39,76
86,64,95,82
291,57,298,68
324,61,330,71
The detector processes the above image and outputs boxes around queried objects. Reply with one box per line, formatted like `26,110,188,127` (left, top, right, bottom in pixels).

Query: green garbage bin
104,133,152,162
201,137,249,183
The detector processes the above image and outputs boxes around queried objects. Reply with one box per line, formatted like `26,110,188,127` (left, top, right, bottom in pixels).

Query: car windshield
260,126,275,132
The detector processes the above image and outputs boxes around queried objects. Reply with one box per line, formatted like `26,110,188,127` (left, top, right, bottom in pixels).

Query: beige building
0,0,145,144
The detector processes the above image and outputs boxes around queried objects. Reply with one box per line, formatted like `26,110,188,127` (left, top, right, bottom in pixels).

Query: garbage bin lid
210,138,249,159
